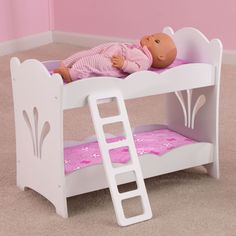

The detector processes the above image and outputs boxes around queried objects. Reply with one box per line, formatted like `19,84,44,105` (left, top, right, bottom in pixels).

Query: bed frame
10,27,222,226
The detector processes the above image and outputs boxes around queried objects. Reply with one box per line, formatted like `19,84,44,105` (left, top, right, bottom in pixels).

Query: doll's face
140,33,177,68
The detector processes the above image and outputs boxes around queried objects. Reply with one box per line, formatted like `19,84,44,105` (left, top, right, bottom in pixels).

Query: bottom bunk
64,125,213,198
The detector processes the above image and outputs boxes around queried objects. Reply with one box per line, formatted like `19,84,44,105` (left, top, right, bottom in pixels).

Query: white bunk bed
10,27,222,226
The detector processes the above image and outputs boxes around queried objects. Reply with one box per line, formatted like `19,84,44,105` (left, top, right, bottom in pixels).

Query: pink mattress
64,129,195,174
50,58,187,78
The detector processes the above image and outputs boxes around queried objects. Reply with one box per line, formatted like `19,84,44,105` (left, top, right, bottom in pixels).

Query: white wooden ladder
88,90,152,226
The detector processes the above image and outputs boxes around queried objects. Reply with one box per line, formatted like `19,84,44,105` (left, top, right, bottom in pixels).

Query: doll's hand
112,55,125,69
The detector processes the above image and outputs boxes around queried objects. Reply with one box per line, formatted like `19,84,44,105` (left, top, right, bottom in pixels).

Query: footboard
10,58,68,217
163,27,223,178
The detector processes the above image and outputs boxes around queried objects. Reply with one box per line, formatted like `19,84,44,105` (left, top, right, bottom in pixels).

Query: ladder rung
121,213,150,226
113,165,135,175
119,189,141,201
88,91,152,226
107,139,129,150
101,115,123,125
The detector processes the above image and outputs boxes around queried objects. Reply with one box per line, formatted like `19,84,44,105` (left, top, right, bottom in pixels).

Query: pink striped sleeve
62,43,112,67
122,58,150,73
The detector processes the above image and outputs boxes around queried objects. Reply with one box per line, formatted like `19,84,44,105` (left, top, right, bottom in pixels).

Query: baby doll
54,33,177,83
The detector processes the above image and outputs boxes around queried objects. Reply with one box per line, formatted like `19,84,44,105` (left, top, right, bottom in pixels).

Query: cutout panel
22,107,50,159
109,146,132,168
22,110,36,155
39,122,50,158
175,90,206,129
33,107,39,157
103,122,125,138
122,196,143,218
97,97,120,118
115,171,137,193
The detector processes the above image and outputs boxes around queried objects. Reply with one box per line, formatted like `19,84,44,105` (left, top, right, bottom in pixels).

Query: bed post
10,58,68,217
203,39,222,178
164,27,223,178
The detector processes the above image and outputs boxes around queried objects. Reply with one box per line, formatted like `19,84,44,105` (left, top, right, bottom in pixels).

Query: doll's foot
54,65,72,83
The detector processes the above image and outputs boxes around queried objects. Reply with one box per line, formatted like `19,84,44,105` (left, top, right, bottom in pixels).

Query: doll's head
140,32,177,68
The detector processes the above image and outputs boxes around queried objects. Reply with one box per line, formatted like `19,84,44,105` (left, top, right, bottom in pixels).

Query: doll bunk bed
10,27,222,226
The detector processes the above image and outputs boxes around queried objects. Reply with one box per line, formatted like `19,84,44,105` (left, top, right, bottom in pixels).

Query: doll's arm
122,60,149,73
112,55,150,73
122,57,150,73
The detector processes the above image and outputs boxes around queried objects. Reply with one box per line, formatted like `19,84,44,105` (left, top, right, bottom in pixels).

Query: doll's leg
54,64,72,83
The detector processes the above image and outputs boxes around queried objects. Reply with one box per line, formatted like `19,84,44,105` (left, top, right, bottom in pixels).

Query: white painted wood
59,63,215,110
163,26,175,36
166,27,222,179
10,27,222,222
10,57,68,218
88,90,152,226
171,27,211,63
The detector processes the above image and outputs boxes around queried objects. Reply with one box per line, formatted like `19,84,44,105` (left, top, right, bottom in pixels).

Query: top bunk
10,27,223,110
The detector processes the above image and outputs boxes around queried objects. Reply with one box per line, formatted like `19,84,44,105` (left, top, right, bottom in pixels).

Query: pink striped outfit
62,42,153,81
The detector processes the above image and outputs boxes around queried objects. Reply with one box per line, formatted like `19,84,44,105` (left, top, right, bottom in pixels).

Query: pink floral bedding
64,129,195,174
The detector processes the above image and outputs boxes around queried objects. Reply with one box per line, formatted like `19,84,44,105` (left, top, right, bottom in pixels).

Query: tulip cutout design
22,107,50,158
175,90,206,129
